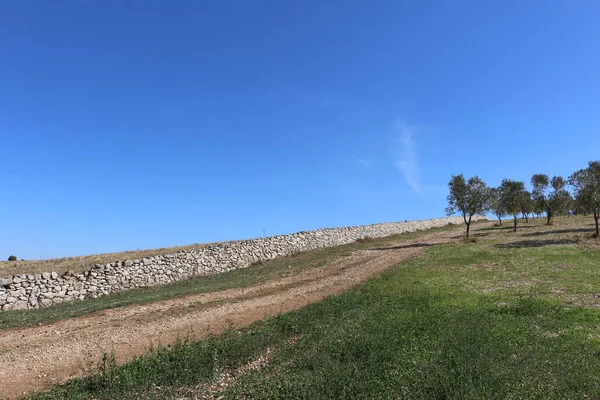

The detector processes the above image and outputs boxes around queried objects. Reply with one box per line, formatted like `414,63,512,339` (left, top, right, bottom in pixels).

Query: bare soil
0,227,469,399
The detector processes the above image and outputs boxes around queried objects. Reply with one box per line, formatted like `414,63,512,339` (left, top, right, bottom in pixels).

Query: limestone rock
12,301,28,310
28,286,41,308
39,298,53,306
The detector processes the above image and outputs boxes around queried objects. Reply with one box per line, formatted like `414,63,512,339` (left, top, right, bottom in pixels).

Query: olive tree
532,192,544,218
488,187,506,225
446,174,489,238
569,161,600,237
520,190,534,222
499,179,528,232
531,174,571,225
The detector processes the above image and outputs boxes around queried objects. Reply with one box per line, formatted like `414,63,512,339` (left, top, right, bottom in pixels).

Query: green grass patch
29,225,600,399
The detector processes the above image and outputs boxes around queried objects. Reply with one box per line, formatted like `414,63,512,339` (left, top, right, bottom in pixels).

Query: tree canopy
445,174,489,238
487,187,506,225
499,179,527,232
569,161,600,236
447,160,599,238
531,174,572,225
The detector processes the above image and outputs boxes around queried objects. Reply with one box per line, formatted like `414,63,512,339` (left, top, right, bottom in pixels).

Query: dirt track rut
0,227,469,399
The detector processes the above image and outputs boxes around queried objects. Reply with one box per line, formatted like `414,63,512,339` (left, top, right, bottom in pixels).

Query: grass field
25,216,600,399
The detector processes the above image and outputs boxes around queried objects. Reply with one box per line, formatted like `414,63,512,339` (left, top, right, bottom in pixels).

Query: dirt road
0,226,469,399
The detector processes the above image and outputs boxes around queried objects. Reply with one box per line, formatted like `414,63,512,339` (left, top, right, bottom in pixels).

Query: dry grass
473,215,600,249
0,241,232,278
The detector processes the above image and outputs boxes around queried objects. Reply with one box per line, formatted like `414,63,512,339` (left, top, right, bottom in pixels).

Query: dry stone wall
0,216,484,311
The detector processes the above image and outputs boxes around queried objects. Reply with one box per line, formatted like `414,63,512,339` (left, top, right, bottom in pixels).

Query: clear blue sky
1,1,599,260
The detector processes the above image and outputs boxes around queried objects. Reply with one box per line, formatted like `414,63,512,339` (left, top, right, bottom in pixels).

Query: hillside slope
1,224,467,399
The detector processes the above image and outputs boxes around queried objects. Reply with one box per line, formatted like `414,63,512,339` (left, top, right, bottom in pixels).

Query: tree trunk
513,215,518,232
523,212,529,223
546,212,552,225
595,210,599,237
497,215,502,226
466,214,472,238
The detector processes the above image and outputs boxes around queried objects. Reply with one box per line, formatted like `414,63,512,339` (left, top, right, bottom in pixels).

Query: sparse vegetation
7,255,17,261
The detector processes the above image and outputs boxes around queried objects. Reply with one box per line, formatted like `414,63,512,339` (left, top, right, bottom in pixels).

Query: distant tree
445,174,489,238
550,177,573,219
569,161,600,237
531,174,571,225
531,191,544,218
487,187,506,225
562,192,575,217
571,193,589,216
8,255,17,261
500,179,528,232
520,190,534,222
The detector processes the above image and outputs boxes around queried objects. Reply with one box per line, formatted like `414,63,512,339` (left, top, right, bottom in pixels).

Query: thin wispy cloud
394,120,422,193
356,158,371,166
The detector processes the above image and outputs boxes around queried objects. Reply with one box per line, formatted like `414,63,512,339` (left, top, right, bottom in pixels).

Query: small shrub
8,255,17,261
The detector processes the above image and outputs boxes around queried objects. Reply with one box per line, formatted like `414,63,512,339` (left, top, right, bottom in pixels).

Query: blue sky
1,1,599,260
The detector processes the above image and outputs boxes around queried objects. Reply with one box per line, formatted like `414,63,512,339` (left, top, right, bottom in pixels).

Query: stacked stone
0,216,484,311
